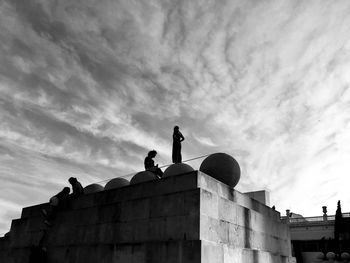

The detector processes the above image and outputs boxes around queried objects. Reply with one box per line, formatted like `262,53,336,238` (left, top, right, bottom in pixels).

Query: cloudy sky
1,0,350,234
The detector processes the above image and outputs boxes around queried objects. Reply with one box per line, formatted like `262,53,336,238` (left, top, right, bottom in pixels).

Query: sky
1,0,350,234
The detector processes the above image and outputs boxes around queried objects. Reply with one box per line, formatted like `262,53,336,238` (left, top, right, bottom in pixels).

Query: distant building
281,207,350,263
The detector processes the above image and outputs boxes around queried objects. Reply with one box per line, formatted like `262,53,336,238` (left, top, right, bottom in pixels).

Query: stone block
21,203,50,218
245,190,270,206
1,170,293,263
202,241,295,263
198,172,280,221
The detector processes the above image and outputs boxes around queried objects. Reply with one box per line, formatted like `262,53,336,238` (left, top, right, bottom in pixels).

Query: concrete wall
245,190,270,206
0,171,294,263
290,223,334,240
198,172,294,263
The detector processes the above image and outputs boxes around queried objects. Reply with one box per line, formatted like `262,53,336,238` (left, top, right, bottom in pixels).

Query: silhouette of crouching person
144,150,163,178
68,177,84,199
42,187,70,226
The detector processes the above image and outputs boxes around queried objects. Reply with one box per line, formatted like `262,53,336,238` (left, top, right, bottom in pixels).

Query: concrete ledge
200,190,289,238
20,172,279,222
20,172,200,219
198,172,280,221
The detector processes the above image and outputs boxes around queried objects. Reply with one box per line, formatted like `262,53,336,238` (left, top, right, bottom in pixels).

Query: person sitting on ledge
144,150,163,178
68,177,84,199
41,187,70,226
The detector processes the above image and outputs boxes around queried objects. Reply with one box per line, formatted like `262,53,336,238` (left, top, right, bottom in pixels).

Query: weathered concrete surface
245,190,270,206
0,171,294,263
202,241,296,263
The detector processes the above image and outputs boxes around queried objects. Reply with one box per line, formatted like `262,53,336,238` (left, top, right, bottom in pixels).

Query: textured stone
104,178,129,190
84,184,104,194
163,163,194,177
199,153,240,188
1,170,293,263
130,171,159,185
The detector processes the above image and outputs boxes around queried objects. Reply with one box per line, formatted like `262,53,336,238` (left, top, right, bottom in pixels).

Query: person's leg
172,144,176,163
156,168,163,178
173,143,180,163
178,144,182,163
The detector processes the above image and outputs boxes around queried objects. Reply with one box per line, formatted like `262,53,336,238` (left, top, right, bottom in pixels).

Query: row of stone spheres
84,152,241,193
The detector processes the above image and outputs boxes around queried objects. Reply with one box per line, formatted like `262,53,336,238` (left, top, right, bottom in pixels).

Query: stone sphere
341,252,350,260
104,178,129,190
199,153,241,187
130,171,159,185
315,252,325,260
326,252,336,260
84,184,104,194
163,163,194,177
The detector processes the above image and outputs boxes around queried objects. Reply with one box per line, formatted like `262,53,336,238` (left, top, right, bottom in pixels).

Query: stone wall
0,171,294,263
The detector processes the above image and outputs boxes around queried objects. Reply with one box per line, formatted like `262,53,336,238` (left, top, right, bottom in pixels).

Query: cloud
1,0,350,233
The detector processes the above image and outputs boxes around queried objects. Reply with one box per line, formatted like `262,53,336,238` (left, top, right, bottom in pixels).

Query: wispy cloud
1,0,350,233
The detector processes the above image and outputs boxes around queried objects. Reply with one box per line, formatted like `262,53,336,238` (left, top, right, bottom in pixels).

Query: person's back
54,187,70,209
68,177,84,198
144,150,163,178
144,156,155,170
42,187,70,226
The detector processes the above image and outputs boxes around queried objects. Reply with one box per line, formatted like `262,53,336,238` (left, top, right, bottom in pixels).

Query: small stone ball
84,184,104,194
199,153,241,187
341,252,350,260
104,178,129,190
326,252,336,260
315,252,325,260
163,163,194,177
130,171,159,185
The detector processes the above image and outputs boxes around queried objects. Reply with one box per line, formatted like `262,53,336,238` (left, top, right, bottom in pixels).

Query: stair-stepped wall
0,171,295,263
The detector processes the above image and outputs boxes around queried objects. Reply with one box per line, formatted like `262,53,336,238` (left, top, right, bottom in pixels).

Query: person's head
68,177,78,185
62,187,70,195
174,125,179,131
148,150,157,158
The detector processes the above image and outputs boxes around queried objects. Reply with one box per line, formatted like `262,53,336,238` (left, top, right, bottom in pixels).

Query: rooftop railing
281,212,350,225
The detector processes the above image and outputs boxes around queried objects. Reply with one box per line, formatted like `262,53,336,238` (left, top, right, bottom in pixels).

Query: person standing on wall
172,125,185,163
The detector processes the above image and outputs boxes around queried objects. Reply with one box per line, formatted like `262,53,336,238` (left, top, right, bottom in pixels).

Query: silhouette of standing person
172,126,185,163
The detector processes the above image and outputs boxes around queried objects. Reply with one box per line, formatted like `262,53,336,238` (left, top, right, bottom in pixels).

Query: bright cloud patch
1,0,350,234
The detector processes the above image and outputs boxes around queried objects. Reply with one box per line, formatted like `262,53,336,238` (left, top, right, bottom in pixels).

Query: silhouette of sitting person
68,177,84,199
144,150,163,178
41,187,70,226
172,126,185,163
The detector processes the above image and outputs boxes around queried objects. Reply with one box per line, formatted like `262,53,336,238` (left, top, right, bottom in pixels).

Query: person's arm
180,132,185,142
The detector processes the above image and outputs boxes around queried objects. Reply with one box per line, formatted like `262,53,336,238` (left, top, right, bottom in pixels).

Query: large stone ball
326,252,335,260
341,253,350,260
163,163,194,177
104,178,129,190
199,153,241,187
130,171,159,185
84,184,104,194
